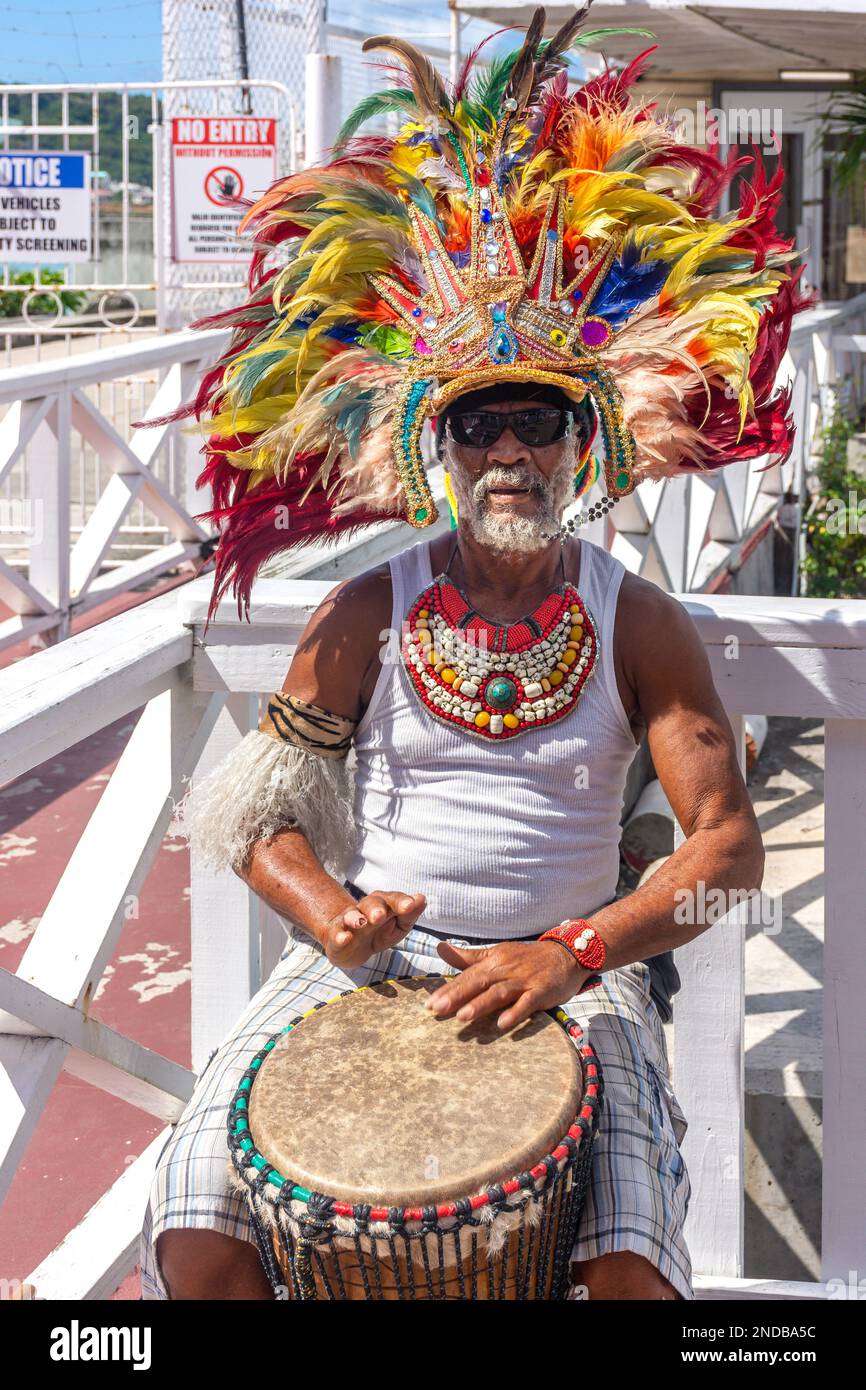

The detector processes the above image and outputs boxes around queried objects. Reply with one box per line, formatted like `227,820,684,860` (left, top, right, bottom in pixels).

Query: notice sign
0,152,91,263
171,117,277,264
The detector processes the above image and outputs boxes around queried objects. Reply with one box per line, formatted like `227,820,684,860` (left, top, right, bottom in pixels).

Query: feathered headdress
182,2,807,622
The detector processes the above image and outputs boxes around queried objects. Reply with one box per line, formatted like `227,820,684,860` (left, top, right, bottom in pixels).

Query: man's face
441,396,580,555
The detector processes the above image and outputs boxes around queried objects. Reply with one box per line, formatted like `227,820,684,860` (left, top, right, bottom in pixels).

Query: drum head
249,976,582,1207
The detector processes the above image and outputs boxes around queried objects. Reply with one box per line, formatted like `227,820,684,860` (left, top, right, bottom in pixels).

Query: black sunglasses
446,407,573,449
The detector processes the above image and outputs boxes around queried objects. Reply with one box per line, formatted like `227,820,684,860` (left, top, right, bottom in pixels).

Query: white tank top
344,535,639,940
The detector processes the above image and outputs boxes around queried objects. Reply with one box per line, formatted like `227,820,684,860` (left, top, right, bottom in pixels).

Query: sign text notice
0,152,92,263
170,117,277,264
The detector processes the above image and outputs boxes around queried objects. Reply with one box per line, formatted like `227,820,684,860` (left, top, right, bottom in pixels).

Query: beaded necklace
401,538,598,740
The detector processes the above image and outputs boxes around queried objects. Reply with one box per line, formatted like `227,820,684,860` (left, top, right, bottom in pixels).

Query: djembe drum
228,975,602,1300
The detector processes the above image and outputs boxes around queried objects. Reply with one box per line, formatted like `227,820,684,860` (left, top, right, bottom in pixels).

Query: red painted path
0,574,204,1298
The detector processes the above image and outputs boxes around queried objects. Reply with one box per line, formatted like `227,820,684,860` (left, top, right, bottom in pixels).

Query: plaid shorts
140,927,693,1300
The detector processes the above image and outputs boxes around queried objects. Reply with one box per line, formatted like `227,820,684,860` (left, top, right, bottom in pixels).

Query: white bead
489,715,504,734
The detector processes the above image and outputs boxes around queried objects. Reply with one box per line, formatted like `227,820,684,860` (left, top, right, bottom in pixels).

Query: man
140,5,798,1300
142,382,763,1301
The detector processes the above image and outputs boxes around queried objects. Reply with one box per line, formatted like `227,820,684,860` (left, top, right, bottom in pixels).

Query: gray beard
447,456,575,555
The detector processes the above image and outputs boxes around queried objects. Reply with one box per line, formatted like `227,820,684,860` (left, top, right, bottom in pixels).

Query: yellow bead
550,328,567,346
503,713,520,729
475,710,491,727
556,660,570,674
429,650,441,666
562,649,577,664
569,625,583,641
569,603,580,614
441,668,456,685
452,676,463,691
541,678,551,691
418,608,429,619
549,669,564,686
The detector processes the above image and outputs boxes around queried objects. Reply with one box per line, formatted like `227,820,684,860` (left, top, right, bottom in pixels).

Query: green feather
473,52,520,116
358,323,413,359
233,351,287,406
556,27,656,50
335,88,420,149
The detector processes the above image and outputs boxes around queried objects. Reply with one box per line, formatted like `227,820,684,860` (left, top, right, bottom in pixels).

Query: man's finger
495,990,539,1032
360,893,396,926
385,891,427,928
427,946,494,1014
436,941,491,970
334,907,369,945
454,980,521,1024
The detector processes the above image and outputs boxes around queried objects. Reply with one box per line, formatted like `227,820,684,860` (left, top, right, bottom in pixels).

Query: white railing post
189,691,271,1072
821,718,866,1284
674,712,748,1279
27,392,71,646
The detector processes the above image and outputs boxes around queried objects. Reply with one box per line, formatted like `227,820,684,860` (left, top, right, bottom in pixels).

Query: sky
0,1,494,88
0,0,164,85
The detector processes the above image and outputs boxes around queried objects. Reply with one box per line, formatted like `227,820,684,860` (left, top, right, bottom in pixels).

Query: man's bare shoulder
616,570,700,651
278,561,393,722
615,568,726,740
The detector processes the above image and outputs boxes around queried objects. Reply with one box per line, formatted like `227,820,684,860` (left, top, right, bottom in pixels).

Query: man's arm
428,576,764,1028
234,566,428,964
579,575,764,971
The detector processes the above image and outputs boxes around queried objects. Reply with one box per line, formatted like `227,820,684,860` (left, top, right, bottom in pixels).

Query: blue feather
335,389,376,458
323,324,360,345
591,255,668,328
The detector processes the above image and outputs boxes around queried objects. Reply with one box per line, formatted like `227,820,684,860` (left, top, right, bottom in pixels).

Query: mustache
475,467,547,498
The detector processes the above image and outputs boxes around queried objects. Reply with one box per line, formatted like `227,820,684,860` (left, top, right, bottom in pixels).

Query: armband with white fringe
169,692,359,878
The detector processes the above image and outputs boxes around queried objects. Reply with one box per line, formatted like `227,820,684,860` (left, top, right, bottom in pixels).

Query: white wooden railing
1,571,864,1299
1,293,865,655
0,329,227,651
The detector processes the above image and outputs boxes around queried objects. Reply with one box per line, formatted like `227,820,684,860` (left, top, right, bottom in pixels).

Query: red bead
476,166,492,186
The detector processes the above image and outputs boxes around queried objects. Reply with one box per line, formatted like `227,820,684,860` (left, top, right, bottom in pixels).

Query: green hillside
1,91,156,188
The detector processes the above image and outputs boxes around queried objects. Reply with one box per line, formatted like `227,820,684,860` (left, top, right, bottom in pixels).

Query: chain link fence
160,0,320,326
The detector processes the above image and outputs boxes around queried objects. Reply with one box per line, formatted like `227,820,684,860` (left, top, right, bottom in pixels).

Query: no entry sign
170,116,277,264
0,152,92,264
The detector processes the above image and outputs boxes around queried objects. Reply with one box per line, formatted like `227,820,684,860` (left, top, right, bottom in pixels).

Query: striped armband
259,691,358,761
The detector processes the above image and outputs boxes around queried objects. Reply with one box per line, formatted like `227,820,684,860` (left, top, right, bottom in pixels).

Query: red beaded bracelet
539,918,607,992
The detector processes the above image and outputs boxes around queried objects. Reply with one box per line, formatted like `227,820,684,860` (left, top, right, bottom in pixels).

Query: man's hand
427,940,589,1031
320,890,427,967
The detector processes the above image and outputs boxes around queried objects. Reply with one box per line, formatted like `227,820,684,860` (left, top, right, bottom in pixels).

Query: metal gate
0,78,295,589
0,77,298,358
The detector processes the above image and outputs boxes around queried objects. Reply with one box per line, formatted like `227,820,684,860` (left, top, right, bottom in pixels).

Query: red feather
572,47,658,115
193,446,403,628
681,270,814,471
726,146,791,270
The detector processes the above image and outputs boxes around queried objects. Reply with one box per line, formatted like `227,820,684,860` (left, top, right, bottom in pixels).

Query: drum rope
294,1191,336,1301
